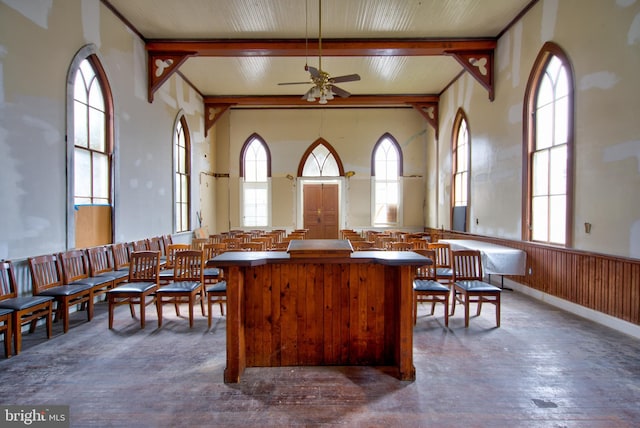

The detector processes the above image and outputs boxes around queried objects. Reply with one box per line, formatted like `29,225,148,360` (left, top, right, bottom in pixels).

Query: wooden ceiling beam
146,38,496,57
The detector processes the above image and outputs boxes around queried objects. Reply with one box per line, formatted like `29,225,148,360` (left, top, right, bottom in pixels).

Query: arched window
452,109,470,231
174,116,191,232
67,45,113,248
240,134,271,227
299,139,342,177
524,42,574,245
73,58,110,206
372,133,403,226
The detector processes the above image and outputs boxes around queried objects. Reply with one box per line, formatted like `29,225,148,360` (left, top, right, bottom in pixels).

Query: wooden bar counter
208,239,430,383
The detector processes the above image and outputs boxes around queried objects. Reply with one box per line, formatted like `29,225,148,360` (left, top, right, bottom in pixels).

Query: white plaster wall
0,0,204,259
436,0,640,258
216,108,429,231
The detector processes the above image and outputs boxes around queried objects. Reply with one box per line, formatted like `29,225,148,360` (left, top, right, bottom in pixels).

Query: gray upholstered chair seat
0,308,12,317
39,284,93,297
0,295,54,311
108,282,157,294
454,280,501,293
157,281,201,293
206,281,227,293
413,279,449,292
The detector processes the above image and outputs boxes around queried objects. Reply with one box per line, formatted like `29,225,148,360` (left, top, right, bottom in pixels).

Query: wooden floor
1,291,640,427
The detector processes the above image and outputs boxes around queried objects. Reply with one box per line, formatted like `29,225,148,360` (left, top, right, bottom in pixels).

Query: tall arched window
452,109,470,231
174,116,191,232
372,133,402,226
240,134,271,227
67,45,113,248
299,140,342,177
524,42,574,245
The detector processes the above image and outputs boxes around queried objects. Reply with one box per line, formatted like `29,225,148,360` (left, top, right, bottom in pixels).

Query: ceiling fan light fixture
319,94,328,104
306,93,316,102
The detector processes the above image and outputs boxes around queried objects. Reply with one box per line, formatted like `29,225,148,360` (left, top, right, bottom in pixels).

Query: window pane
531,196,548,242
89,107,105,152
537,74,554,109
75,197,91,205
176,145,186,173
181,203,189,231
535,103,553,150
549,145,567,195
88,78,104,111
74,149,91,198
556,65,569,98
549,194,566,244
92,153,109,200
554,96,569,145
180,175,188,203
532,150,549,196
74,101,88,148
74,71,88,104
302,157,321,176
243,184,268,227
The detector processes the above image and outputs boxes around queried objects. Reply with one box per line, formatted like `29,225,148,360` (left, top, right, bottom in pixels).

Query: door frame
296,177,345,232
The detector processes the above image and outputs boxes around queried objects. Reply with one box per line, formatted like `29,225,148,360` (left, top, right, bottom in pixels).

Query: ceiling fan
278,0,361,104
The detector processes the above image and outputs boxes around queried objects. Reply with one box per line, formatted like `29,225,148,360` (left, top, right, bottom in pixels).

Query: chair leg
200,289,206,316
443,294,449,327
3,316,11,358
140,297,147,329
188,295,194,328
61,300,70,333
155,297,162,328
207,297,212,329
464,293,470,328
108,298,114,329
12,313,21,355
496,294,501,327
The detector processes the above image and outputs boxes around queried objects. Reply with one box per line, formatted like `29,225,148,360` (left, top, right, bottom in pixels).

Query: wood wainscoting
426,228,640,326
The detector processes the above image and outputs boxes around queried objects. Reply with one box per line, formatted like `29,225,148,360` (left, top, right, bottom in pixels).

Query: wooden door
303,184,339,239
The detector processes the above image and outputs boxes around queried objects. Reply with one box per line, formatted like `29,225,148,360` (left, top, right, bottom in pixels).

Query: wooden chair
222,238,243,250
112,242,131,273
132,239,148,251
410,239,429,250
28,254,94,333
87,246,129,287
190,238,208,250
0,260,54,355
160,243,190,282
59,249,115,300
147,236,167,267
428,242,454,283
412,250,450,327
202,243,224,284
0,308,11,358
156,250,205,328
107,251,160,329
450,250,501,328
206,278,227,328
351,240,374,251
241,242,263,251
390,242,413,251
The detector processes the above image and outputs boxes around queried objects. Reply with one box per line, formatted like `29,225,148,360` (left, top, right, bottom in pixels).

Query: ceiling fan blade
278,81,312,85
330,85,351,98
330,73,361,84
306,66,320,78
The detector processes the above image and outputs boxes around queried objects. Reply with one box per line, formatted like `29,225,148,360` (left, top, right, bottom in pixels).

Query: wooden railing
426,228,640,326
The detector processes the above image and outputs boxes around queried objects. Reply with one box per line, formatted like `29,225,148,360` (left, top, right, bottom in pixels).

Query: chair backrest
428,242,452,269
351,241,374,251
409,239,429,250
162,235,173,253
59,249,90,283
222,238,243,249
165,244,190,268
28,254,65,294
190,238,208,250
0,260,18,301
112,243,130,271
413,249,437,280
173,250,204,282
87,246,113,276
390,242,413,251
132,240,148,251
451,250,483,281
146,236,163,254
128,251,160,283
241,242,263,251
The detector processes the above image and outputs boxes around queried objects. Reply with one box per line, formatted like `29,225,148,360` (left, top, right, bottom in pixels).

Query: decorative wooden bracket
147,52,193,102
448,50,494,101
410,102,439,138
204,103,233,137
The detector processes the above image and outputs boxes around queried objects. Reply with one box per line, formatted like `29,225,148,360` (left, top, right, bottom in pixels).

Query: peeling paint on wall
629,13,640,45
579,71,619,90
602,140,640,172
81,0,100,47
540,0,559,42
1,0,52,29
